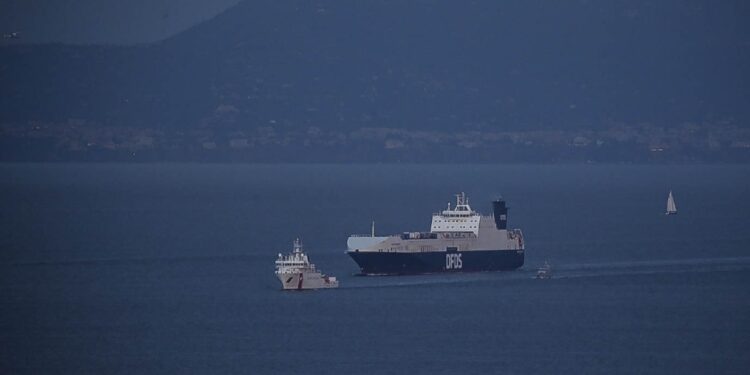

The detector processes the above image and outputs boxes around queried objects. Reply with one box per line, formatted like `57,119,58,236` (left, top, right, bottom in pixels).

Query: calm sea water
1,163,749,374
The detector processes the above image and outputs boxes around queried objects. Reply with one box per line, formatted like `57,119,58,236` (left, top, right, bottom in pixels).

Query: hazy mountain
0,0,241,45
2,0,749,132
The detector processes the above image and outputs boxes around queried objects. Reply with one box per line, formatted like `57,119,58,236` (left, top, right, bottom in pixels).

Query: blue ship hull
347,249,525,275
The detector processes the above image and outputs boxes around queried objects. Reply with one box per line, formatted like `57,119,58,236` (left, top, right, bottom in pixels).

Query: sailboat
666,190,677,215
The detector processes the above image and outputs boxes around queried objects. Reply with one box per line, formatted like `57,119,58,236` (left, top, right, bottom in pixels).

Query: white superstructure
275,239,338,290
347,193,524,254
430,192,482,234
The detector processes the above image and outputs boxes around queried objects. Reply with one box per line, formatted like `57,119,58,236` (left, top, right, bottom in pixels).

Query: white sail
666,191,677,215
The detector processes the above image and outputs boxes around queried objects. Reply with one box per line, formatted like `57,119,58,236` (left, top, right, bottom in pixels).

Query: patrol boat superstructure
346,193,525,275
275,239,339,290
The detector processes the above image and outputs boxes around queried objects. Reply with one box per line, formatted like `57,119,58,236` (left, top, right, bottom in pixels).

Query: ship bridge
430,192,482,235
275,238,315,273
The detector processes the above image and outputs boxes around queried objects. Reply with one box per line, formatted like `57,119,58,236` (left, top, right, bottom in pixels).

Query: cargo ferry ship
346,193,524,275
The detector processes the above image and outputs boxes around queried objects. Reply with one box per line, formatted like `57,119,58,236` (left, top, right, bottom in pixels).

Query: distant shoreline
2,123,748,164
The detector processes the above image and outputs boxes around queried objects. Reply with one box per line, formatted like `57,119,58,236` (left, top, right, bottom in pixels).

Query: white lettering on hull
445,253,463,270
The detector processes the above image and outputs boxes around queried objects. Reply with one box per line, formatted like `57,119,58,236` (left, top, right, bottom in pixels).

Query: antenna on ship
371,220,375,237
455,192,467,207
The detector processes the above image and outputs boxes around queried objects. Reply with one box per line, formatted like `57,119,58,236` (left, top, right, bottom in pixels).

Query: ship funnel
492,198,508,230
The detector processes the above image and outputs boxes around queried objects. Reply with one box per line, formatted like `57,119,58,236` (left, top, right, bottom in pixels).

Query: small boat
536,261,552,279
275,238,339,290
666,190,677,215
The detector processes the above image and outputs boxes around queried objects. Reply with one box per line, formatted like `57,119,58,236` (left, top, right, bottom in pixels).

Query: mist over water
1,163,749,374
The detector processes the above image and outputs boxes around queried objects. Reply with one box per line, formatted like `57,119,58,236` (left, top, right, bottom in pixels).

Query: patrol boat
275,239,339,290
346,193,525,275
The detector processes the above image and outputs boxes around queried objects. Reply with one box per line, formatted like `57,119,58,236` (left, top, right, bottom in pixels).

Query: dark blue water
1,164,749,374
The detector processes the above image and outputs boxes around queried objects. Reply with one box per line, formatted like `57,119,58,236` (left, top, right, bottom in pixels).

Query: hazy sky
0,0,241,44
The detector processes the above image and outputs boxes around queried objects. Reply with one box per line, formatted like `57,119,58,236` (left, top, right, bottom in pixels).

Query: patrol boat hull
347,249,524,275
277,271,339,290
